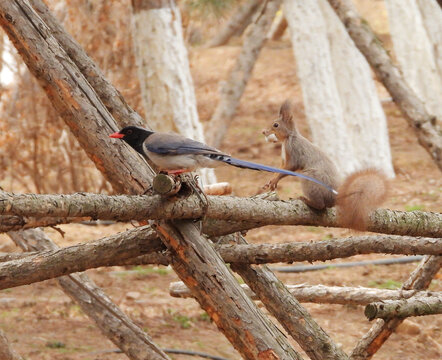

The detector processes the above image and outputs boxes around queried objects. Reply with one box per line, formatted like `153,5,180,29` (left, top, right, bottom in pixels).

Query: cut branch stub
152,174,181,196
364,294,442,321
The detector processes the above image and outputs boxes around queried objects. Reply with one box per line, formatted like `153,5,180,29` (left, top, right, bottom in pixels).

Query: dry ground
0,40,441,359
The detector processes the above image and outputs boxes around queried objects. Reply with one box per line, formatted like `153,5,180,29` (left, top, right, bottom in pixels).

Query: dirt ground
1,37,441,360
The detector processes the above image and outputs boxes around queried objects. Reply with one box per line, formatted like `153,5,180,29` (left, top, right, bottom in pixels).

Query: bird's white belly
145,150,220,171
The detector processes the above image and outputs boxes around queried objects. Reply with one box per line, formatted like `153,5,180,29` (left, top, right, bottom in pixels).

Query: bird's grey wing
144,133,224,156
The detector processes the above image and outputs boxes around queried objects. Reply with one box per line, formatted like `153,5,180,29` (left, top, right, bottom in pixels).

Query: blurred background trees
0,0,440,193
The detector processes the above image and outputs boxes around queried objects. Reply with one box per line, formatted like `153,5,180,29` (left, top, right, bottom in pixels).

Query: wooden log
365,294,442,320
0,226,163,290
0,192,441,237
231,234,349,360
7,228,170,360
153,220,302,359
0,215,86,233
350,255,442,359
28,0,146,128
0,233,439,290
327,0,442,170
152,174,181,196
0,1,300,357
203,182,232,196
170,282,439,306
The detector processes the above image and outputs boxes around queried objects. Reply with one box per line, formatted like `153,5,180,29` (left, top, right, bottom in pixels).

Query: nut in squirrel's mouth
264,133,278,143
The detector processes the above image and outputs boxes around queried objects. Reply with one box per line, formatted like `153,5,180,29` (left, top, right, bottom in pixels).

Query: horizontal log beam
170,282,440,306
0,192,441,237
0,229,440,290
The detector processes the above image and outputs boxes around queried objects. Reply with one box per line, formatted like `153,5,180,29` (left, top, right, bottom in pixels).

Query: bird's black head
109,126,154,154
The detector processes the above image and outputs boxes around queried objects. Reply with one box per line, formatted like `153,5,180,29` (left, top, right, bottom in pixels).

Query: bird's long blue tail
217,155,338,195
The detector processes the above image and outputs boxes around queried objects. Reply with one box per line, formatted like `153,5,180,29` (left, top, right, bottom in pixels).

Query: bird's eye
273,123,279,128
127,129,133,135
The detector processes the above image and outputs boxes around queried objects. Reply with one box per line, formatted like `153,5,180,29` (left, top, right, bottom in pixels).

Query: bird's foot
185,175,209,232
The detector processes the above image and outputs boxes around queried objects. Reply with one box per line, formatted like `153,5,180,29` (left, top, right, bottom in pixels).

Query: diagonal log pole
0,1,300,357
28,0,146,128
327,0,442,170
7,228,170,360
350,255,442,359
231,235,349,360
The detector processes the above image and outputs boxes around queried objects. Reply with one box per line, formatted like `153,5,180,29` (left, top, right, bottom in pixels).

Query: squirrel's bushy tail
336,169,389,231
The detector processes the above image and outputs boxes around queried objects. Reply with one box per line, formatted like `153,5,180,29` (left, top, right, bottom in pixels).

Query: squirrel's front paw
263,180,278,191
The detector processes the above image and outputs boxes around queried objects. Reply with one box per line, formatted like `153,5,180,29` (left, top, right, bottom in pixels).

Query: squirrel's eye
273,123,279,128
127,129,133,135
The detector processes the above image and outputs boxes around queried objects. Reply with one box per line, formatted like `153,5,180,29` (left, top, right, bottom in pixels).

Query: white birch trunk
386,0,442,122
283,0,394,176
283,0,357,174
319,0,394,176
131,0,216,184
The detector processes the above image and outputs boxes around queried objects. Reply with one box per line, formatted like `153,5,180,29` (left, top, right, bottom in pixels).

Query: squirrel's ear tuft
279,100,293,123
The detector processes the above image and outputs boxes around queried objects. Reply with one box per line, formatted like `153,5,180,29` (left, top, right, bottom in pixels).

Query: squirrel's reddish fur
263,100,389,230
336,168,389,230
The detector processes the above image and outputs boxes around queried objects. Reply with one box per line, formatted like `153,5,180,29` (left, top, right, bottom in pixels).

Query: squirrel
262,100,389,230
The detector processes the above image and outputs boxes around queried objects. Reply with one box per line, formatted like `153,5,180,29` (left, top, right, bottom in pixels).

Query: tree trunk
319,0,394,176
385,0,442,123
206,0,263,47
130,0,216,184
283,0,394,176
326,0,442,171
283,0,355,174
206,0,281,148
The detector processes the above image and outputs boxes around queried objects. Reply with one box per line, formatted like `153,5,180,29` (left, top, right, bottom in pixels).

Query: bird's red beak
109,132,125,139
